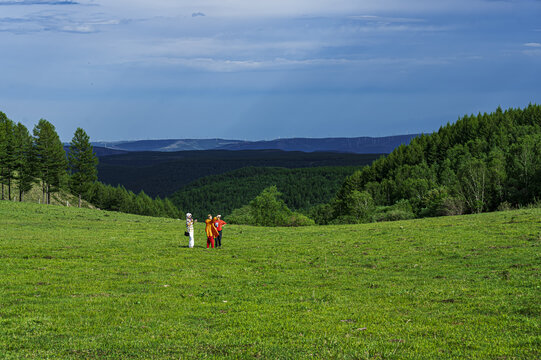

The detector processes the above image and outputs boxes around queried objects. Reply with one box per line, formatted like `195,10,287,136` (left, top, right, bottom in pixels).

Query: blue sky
0,0,540,141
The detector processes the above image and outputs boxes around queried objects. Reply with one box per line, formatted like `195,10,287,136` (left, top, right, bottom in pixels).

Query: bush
372,210,415,222
497,201,513,212
227,205,254,225
289,212,315,226
420,187,450,217
329,215,360,225
308,203,334,225
441,196,465,216
372,199,416,222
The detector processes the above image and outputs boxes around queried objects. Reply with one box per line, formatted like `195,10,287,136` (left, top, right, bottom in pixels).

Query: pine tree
0,113,16,201
68,128,98,207
33,119,68,204
13,123,37,201
0,112,6,200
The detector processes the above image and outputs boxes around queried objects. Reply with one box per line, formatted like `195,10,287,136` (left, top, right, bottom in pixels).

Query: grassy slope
3,181,94,209
0,201,539,359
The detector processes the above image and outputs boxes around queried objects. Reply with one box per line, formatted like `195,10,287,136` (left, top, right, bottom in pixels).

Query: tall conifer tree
0,112,6,200
33,119,68,204
0,113,16,200
68,128,98,207
13,123,37,201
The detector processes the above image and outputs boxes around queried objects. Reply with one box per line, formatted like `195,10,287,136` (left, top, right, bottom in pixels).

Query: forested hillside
323,104,541,224
98,150,380,197
169,166,359,219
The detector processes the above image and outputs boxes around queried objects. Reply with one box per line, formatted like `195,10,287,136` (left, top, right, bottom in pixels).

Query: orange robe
205,219,219,238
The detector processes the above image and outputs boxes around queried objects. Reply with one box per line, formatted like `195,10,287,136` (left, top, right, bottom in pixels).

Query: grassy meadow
0,201,540,359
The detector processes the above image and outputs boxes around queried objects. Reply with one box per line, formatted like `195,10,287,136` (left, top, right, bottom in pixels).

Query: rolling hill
97,150,381,198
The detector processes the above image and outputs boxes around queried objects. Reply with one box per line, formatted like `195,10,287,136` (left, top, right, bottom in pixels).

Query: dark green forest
169,166,359,219
316,104,541,224
97,150,380,197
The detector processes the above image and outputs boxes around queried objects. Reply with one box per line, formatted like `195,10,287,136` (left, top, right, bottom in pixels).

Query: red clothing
216,219,227,231
207,236,215,248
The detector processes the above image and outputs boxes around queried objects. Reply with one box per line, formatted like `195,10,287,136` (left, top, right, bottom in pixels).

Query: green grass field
1,201,540,359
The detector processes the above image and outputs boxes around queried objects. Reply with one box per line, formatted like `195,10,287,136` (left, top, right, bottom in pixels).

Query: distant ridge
92,139,244,152
92,135,419,154
217,135,419,154
64,145,128,157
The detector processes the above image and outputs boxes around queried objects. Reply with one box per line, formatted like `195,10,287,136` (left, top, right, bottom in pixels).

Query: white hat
186,213,192,217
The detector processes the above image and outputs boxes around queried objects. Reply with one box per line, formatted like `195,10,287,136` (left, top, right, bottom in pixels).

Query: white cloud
122,55,453,73
348,15,425,23
524,42,541,47
60,24,94,32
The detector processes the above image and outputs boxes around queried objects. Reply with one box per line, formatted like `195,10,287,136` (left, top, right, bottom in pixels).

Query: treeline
315,104,541,224
85,182,179,218
0,111,181,219
169,166,359,219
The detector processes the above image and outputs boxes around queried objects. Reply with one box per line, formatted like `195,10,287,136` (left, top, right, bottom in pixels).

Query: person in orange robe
205,214,219,248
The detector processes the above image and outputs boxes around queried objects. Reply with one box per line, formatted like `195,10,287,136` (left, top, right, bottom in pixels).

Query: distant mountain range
91,135,419,155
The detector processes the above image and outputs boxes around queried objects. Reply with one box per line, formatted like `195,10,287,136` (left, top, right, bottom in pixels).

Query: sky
0,0,540,141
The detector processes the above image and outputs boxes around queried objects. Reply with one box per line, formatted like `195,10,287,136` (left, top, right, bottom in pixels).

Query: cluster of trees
314,104,541,224
169,166,359,219
0,113,77,204
228,186,314,226
0,111,181,219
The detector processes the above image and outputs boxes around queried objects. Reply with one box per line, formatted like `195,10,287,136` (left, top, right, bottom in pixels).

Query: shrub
441,196,465,216
372,199,415,222
372,210,415,222
289,212,315,226
329,215,359,225
497,201,513,212
420,187,450,217
227,205,254,225
308,203,334,225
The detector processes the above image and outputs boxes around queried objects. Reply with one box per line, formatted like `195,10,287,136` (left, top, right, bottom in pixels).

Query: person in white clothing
186,213,197,248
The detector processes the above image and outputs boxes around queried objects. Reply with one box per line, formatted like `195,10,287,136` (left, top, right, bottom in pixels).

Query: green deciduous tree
250,186,292,226
229,185,314,226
